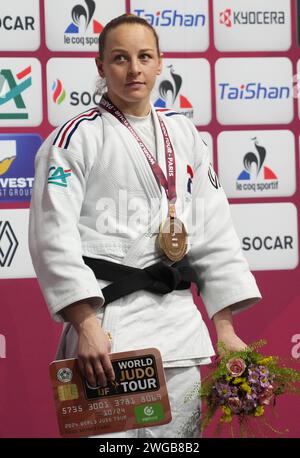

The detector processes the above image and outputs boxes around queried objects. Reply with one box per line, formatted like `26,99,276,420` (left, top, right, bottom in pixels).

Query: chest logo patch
48,166,72,187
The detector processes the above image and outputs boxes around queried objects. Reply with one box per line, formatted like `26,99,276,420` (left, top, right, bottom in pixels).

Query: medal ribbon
100,97,177,213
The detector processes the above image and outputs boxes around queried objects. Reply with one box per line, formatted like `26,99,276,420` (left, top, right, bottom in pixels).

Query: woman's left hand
217,332,248,356
213,306,248,356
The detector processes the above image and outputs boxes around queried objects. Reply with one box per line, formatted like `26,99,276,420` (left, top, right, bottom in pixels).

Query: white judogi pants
91,366,201,439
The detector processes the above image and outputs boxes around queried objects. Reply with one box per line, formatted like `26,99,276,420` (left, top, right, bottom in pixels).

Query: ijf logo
236,138,278,193
0,135,41,202
64,0,103,47
0,65,31,120
57,367,73,383
154,65,193,118
0,221,18,267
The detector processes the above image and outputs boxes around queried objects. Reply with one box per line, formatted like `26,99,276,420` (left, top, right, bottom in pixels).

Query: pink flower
227,397,242,413
259,385,274,405
226,358,246,377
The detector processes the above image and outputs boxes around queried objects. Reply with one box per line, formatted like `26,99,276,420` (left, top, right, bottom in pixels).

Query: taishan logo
0,221,18,267
64,0,103,46
236,138,278,193
133,9,205,27
219,8,285,28
0,66,32,119
52,79,66,105
219,82,290,100
154,65,193,118
48,166,72,187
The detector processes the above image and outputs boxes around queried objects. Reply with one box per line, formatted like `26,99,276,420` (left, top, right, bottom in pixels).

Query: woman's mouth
126,81,145,88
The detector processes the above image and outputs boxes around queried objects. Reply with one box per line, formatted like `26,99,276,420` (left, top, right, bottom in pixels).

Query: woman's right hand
76,315,115,387
61,300,115,387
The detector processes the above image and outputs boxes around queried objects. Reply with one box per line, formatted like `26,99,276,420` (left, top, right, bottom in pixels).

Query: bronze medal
158,216,188,262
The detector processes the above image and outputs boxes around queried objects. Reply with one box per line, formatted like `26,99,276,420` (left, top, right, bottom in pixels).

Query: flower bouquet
199,340,300,437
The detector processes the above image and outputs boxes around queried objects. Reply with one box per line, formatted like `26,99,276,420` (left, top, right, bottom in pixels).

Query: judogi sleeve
29,131,104,322
188,131,261,319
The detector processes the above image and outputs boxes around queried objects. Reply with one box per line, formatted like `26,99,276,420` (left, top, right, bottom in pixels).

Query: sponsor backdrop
0,0,300,438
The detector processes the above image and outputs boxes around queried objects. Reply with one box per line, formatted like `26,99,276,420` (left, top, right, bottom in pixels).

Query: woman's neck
105,92,151,117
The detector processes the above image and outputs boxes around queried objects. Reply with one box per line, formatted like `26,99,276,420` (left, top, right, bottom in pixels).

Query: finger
102,354,115,381
84,361,97,387
93,360,107,387
77,357,86,378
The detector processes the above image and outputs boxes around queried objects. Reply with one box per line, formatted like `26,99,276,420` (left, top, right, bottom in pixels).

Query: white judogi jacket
29,104,261,365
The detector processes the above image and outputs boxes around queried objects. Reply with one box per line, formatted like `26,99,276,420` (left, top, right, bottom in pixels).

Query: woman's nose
128,58,141,75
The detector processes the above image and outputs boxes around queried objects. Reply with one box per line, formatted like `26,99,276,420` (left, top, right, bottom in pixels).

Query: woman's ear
157,53,163,75
95,57,105,78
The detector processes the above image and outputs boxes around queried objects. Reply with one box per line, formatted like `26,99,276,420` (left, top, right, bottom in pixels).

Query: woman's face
96,24,162,115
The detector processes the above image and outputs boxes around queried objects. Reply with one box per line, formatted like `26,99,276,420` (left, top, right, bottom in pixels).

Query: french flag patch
187,165,194,194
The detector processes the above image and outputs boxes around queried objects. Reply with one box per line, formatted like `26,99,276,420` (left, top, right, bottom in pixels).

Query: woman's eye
114,55,127,62
140,54,151,60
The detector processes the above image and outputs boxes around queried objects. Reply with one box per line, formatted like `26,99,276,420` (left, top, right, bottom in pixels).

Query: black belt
83,256,202,306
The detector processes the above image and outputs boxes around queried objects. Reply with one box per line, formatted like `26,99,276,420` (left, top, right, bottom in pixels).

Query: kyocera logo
219,82,290,100
0,334,6,358
219,9,285,28
133,9,206,27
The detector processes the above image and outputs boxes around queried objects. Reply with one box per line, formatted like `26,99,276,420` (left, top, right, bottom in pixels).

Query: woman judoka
29,14,261,438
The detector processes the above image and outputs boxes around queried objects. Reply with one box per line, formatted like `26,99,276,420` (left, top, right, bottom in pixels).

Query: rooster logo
154,65,193,111
159,65,182,105
238,138,277,180
65,0,102,34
